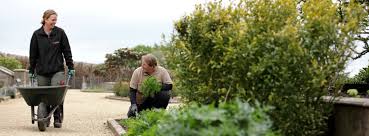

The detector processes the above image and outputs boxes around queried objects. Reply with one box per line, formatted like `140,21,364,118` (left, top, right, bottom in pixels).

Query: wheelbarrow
16,75,71,131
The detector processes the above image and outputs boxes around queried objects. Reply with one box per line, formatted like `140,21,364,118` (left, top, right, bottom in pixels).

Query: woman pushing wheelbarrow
22,9,75,131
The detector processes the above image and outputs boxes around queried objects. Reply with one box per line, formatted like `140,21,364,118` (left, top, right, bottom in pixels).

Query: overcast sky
0,0,367,77
0,0,207,64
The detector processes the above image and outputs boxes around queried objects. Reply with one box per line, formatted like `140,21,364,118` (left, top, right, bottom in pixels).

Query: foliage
329,72,349,94
167,0,367,135
0,53,107,86
0,56,22,70
141,76,161,98
105,48,142,70
347,89,358,96
73,62,95,77
104,44,172,82
346,67,369,84
346,0,369,59
93,64,107,77
121,109,167,136
132,44,170,68
0,52,28,69
121,100,278,136
131,44,154,54
113,81,130,97
105,48,142,81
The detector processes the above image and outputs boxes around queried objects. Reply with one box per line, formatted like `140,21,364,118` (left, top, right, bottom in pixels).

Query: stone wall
324,96,369,136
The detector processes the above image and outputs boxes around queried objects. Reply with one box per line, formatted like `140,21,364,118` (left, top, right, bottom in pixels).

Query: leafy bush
167,0,366,135
0,56,22,70
346,67,369,84
347,89,358,97
170,83,178,97
121,109,167,136
121,100,278,136
113,81,130,97
141,76,161,98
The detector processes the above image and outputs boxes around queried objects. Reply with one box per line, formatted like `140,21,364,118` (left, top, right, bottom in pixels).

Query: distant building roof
0,66,14,76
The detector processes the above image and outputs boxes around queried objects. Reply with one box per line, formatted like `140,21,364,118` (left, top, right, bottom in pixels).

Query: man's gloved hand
127,104,138,118
68,69,75,76
161,84,173,91
130,104,138,113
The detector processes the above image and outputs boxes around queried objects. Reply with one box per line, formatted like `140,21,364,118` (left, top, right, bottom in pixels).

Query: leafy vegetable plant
141,76,161,98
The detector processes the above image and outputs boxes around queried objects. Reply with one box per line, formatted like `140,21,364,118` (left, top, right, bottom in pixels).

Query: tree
131,44,153,54
342,0,369,59
93,64,107,77
0,56,22,70
132,44,169,67
104,44,171,81
105,48,143,81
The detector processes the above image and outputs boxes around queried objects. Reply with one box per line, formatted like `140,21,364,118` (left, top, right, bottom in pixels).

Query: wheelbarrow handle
30,77,33,86
66,74,72,86
30,76,36,87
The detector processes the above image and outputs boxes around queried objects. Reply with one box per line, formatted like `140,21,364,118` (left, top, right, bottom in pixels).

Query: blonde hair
142,54,158,67
41,9,57,25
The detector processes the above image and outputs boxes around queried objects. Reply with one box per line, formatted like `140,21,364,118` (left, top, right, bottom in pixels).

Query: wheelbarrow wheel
37,103,47,131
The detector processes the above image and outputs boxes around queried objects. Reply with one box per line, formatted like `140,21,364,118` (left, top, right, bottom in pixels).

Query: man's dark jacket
28,26,74,76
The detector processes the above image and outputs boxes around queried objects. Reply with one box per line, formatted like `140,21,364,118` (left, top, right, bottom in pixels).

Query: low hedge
113,81,130,97
121,99,278,136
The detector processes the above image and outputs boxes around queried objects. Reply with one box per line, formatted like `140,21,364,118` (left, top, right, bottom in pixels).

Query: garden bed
107,118,126,136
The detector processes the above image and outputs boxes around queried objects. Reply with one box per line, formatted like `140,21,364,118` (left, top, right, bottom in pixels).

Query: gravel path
0,89,129,136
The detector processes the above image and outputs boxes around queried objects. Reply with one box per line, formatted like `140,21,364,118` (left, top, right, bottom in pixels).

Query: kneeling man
127,54,172,117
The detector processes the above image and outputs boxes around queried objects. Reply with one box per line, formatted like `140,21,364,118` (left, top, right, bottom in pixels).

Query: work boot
54,118,62,128
53,105,62,128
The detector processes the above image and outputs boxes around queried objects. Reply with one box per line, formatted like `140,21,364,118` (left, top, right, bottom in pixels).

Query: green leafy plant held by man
141,76,161,98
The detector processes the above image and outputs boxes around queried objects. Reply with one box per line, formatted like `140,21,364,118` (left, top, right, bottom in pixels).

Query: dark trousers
37,71,65,121
138,90,171,112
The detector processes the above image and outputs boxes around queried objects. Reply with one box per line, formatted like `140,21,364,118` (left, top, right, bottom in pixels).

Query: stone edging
105,95,131,101
107,118,126,136
105,95,181,103
323,96,369,107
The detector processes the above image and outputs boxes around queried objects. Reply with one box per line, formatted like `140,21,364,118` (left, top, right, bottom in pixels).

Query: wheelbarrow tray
17,85,68,106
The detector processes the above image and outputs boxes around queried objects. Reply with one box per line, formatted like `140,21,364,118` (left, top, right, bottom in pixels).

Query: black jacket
28,26,74,76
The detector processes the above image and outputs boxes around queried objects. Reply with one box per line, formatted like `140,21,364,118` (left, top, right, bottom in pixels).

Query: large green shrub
113,81,130,97
0,56,22,70
168,0,366,135
122,100,277,136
